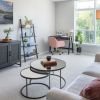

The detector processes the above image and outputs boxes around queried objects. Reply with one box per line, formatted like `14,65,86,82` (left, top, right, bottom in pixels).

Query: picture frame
0,0,13,24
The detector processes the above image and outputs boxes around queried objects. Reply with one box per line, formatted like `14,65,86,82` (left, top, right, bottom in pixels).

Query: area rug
0,54,94,100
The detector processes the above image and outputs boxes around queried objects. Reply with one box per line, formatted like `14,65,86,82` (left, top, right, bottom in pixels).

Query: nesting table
20,58,66,99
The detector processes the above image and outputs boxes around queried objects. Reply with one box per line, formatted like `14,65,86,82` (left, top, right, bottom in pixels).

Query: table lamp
69,29,74,36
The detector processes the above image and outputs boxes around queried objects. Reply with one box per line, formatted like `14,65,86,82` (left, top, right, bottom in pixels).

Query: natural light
75,0,100,44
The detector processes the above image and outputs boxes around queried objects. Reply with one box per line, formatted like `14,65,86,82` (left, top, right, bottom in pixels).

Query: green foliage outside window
76,11,94,30
75,0,100,44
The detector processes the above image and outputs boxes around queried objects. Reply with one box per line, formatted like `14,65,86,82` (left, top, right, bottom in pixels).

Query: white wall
0,0,55,53
55,0,74,34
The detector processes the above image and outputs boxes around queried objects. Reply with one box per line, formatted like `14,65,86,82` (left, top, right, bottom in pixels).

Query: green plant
4,27,12,39
75,30,83,45
75,31,83,53
23,38,28,42
23,38,28,46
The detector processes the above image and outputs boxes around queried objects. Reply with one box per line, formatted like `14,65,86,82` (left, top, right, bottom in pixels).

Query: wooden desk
49,35,74,54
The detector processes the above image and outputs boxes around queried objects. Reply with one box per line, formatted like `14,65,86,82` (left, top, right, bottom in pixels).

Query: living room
0,0,100,100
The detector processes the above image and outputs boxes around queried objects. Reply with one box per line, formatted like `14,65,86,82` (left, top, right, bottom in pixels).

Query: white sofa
47,54,100,100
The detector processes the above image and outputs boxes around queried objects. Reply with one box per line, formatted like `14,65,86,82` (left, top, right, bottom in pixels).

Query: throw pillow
80,78,100,100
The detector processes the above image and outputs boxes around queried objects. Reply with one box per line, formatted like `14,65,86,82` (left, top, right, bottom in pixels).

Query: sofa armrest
46,88,88,100
95,54,100,62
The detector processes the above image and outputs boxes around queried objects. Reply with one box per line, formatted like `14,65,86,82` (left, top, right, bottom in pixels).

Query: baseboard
38,51,49,56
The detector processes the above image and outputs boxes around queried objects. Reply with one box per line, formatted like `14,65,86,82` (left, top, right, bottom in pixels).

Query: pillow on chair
80,78,100,100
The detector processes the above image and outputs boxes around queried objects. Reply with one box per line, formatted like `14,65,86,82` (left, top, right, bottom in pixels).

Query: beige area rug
0,54,94,100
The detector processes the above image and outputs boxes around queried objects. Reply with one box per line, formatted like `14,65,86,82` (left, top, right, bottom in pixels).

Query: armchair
48,36,65,54
47,88,87,100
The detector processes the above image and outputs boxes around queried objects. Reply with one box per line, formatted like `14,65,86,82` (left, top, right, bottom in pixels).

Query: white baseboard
38,51,49,56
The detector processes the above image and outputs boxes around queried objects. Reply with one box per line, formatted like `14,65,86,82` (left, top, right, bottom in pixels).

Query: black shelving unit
19,19,38,62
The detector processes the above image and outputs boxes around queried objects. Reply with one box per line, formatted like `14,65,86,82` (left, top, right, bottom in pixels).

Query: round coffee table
30,58,66,89
20,68,49,99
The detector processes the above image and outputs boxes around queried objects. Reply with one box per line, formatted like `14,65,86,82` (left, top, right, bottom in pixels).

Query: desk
49,35,74,54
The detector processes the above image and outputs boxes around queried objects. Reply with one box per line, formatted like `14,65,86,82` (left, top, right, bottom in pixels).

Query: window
96,10,100,43
75,0,100,44
75,0,94,9
96,0,100,8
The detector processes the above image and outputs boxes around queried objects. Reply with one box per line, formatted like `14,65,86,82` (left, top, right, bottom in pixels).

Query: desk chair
48,36,65,55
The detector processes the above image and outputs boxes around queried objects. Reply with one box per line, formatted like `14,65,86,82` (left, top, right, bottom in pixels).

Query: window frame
74,0,100,44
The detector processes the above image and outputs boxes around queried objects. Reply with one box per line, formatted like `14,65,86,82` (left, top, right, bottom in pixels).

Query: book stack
41,59,57,69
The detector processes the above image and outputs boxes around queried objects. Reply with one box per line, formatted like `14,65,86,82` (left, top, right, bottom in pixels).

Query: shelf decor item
23,38,28,46
46,56,51,61
2,27,12,42
24,16,32,28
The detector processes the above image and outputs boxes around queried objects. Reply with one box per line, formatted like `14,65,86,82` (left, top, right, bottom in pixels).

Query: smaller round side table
20,67,49,99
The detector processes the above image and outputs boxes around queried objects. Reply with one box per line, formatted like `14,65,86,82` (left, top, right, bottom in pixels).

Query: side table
20,67,49,99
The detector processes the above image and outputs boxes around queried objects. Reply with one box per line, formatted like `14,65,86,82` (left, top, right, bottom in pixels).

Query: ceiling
51,0,69,2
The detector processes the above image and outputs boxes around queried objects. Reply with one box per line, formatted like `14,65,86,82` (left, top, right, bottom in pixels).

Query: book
41,59,57,68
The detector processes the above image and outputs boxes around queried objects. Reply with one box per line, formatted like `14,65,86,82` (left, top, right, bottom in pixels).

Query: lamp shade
70,29,74,33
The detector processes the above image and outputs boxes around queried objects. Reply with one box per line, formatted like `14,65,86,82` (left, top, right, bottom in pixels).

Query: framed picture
0,0,13,24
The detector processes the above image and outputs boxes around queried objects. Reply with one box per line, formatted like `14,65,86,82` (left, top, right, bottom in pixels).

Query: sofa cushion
47,88,88,100
80,78,100,100
82,62,100,78
67,74,96,95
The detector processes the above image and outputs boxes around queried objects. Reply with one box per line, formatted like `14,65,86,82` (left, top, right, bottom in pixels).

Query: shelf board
21,44,37,48
23,36,33,38
24,52,39,57
22,36,36,38
20,25,33,28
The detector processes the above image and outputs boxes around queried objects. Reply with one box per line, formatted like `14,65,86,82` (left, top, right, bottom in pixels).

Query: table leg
29,79,31,84
60,70,61,89
68,39,70,54
49,71,51,89
49,46,51,53
71,37,74,53
72,43,74,53
26,78,28,96
20,59,21,67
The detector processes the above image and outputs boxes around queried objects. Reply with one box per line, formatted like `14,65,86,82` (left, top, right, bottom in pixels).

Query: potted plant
75,30,83,53
23,38,28,46
2,27,12,42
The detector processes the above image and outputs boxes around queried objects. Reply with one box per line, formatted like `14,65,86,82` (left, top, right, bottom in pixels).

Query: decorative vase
46,56,51,61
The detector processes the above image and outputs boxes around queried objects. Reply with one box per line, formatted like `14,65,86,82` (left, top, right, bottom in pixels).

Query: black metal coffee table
20,58,66,99
30,58,66,89
20,68,49,99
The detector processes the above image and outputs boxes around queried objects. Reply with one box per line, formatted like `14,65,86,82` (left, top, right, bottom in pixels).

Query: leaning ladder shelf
19,19,38,62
